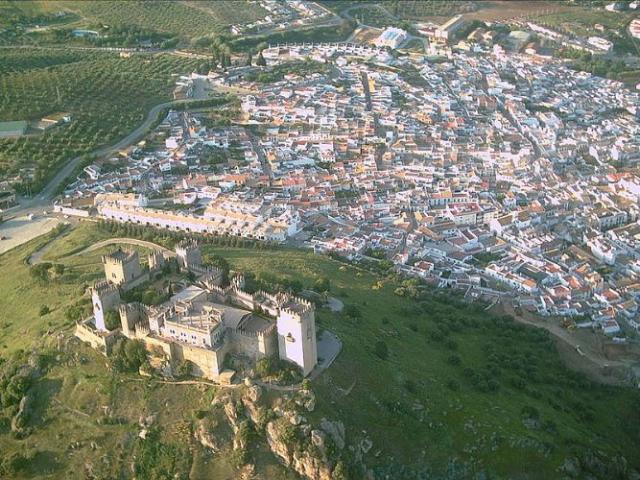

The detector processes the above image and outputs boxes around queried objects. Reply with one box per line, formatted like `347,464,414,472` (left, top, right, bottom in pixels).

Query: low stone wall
137,333,226,380
177,342,226,380
74,321,120,355
228,329,277,360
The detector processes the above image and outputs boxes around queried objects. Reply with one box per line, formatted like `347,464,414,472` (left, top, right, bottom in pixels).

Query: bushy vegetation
121,282,170,307
110,338,147,373
255,357,302,383
8,0,267,41
132,426,191,479
0,50,200,192
559,47,630,78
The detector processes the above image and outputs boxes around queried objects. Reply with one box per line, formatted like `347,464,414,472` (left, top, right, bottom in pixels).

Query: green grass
199,245,640,478
0,223,639,478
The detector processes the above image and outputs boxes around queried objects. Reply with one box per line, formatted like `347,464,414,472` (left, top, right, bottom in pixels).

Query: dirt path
70,238,176,258
493,302,637,386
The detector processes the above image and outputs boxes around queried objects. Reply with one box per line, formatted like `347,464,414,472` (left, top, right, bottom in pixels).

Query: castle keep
76,242,318,379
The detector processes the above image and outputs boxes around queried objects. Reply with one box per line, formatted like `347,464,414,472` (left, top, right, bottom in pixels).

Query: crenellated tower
175,239,202,271
102,249,142,286
91,281,121,331
119,302,147,337
276,295,317,376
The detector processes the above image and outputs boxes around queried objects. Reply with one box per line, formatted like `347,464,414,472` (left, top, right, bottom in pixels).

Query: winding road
70,237,175,257
37,98,207,203
28,235,175,265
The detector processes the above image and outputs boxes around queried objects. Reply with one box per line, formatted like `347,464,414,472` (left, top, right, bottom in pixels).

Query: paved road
310,330,342,380
0,216,61,256
13,96,215,218
39,98,203,202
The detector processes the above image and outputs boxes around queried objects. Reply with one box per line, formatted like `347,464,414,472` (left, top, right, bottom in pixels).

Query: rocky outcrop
241,385,263,425
295,389,316,412
194,419,221,452
320,418,345,450
292,449,332,480
224,401,239,434
216,387,354,480
11,394,32,436
265,420,291,464
264,417,338,480
559,452,639,480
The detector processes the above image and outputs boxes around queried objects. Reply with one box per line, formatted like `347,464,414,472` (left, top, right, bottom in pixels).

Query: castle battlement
91,280,119,295
102,249,138,265
235,322,276,338
78,239,318,380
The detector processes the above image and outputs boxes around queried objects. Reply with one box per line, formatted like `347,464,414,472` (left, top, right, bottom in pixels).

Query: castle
75,240,318,380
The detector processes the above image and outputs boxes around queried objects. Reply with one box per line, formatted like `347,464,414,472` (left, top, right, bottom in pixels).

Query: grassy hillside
0,223,638,479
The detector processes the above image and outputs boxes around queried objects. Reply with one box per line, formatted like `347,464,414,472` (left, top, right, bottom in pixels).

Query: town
3,2,640,479
45,29,640,344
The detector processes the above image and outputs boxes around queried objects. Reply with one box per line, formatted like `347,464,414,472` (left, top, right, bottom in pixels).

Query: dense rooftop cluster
59,41,640,339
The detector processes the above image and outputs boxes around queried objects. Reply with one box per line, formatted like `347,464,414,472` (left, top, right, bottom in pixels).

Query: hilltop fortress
76,240,317,380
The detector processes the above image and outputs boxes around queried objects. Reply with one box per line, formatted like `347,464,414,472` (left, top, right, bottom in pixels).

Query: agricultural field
319,0,477,21
531,8,635,37
0,48,202,192
0,0,268,46
1,223,636,478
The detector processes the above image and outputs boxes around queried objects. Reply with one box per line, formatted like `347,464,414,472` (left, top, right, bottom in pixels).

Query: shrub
104,310,120,331
111,339,147,373
314,277,331,293
403,379,417,394
343,304,362,320
447,379,460,391
447,355,461,366
373,341,389,360
38,305,50,317
174,360,193,378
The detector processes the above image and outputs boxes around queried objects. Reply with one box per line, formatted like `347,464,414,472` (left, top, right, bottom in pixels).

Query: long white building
97,202,299,242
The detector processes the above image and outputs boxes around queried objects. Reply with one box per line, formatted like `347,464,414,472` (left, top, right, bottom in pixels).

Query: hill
0,223,638,479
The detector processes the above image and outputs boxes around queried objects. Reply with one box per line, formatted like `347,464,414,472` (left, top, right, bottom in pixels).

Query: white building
375,27,408,49
588,36,613,52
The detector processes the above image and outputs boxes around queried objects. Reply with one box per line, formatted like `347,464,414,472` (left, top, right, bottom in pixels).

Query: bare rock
289,413,305,426
245,385,262,404
305,395,316,412
320,418,345,450
238,463,256,480
311,429,326,449
224,401,239,433
194,419,220,452
242,397,262,425
265,421,291,465
292,449,333,480
11,395,31,435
